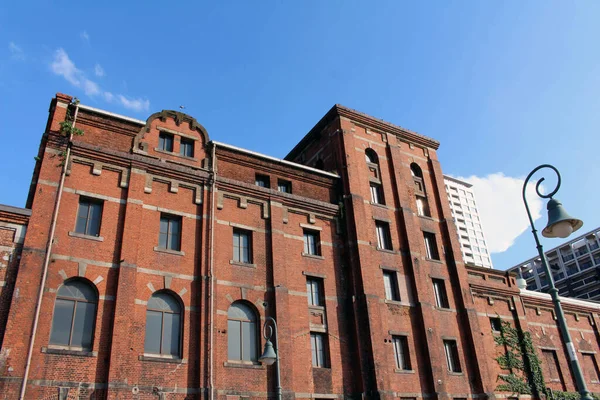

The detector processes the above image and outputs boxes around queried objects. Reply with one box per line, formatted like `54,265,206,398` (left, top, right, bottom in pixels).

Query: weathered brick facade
0,93,599,399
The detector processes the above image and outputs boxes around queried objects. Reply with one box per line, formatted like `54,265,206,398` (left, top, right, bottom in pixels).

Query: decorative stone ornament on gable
132,110,210,168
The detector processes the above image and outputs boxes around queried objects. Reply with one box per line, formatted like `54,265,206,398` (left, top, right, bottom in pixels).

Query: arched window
228,301,258,362
366,149,384,204
144,291,182,357
410,163,430,217
365,149,379,165
49,279,97,349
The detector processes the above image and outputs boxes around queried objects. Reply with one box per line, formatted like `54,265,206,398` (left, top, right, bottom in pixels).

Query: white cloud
8,42,25,60
50,48,150,112
454,173,544,254
80,31,90,42
117,95,150,112
94,64,104,77
50,48,99,95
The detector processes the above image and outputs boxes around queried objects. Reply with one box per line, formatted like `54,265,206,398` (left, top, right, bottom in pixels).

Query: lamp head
542,198,583,239
259,338,277,365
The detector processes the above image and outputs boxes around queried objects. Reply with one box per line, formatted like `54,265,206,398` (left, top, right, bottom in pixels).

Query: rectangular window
383,270,400,301
158,133,174,152
433,279,450,308
277,179,291,193
392,336,411,370
75,197,103,237
424,232,440,260
490,317,502,332
582,353,600,383
255,174,270,188
376,221,392,250
310,332,328,367
303,229,321,256
306,277,324,307
159,214,182,251
541,349,563,382
416,196,430,217
370,183,384,205
233,229,252,263
180,138,194,157
443,339,462,373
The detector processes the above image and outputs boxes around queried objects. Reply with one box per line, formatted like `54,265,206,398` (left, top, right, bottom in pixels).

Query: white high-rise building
443,175,493,268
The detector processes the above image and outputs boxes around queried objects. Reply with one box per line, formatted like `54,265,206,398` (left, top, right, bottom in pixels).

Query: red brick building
0,93,599,399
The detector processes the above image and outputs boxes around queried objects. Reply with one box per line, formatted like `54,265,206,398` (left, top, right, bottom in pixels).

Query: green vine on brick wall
494,320,535,395
494,320,600,400
59,98,84,137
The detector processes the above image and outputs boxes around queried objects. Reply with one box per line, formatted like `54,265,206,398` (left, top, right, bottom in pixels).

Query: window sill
224,361,264,369
435,307,456,313
154,148,196,162
384,299,403,305
370,202,388,209
448,371,464,376
153,247,185,256
394,369,415,374
425,258,443,264
139,354,187,364
230,260,257,268
309,305,326,311
68,231,104,242
376,247,396,254
302,253,324,260
312,366,331,370
42,346,97,357
418,215,434,221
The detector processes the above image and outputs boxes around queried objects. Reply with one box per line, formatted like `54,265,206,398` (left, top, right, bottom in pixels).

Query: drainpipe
19,102,79,400
207,142,217,400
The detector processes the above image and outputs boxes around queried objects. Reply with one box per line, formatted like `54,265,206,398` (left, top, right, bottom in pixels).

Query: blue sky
2,1,599,270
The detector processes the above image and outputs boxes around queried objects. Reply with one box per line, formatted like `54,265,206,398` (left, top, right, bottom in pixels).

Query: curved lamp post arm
522,164,561,238
522,165,592,400
262,317,282,400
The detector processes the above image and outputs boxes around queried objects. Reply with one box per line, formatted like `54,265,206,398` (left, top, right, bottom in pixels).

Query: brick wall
0,95,599,400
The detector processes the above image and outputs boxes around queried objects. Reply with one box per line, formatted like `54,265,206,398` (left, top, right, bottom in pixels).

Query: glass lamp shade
541,199,583,238
259,339,277,365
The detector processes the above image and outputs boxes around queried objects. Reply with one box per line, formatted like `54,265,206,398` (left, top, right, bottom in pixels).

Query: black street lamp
522,164,591,400
259,317,282,400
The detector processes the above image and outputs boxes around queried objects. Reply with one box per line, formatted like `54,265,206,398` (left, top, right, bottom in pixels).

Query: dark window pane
159,232,168,249
75,202,89,234
242,320,256,361
169,231,181,251
163,313,180,356
144,310,162,354
88,203,102,236
228,320,241,360
50,299,75,345
233,232,240,261
180,139,194,157
71,301,96,348
160,217,169,235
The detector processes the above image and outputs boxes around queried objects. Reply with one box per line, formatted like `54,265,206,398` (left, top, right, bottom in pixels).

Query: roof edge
285,104,440,161
0,204,32,216
212,141,340,178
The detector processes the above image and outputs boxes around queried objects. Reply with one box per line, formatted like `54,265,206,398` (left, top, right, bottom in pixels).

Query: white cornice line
520,288,600,310
78,104,146,125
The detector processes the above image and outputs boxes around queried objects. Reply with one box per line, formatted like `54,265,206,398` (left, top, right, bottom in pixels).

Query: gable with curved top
133,110,210,168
